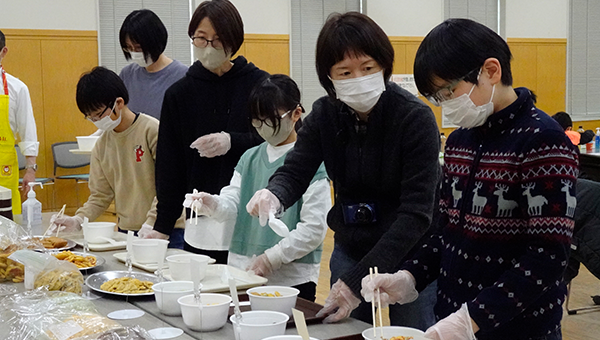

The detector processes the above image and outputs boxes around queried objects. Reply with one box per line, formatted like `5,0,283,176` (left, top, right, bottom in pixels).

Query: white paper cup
229,310,289,340
83,222,115,243
178,293,232,331
152,281,194,316
131,239,168,264
166,254,210,281
246,286,300,316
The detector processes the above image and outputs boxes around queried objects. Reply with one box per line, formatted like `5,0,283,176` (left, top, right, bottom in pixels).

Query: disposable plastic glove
182,191,219,217
137,225,169,240
246,253,274,277
424,303,477,340
316,279,361,323
246,189,281,227
49,215,83,233
360,270,418,308
190,132,231,158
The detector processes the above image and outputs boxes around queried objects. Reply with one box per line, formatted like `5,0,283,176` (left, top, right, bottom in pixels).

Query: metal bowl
85,270,165,297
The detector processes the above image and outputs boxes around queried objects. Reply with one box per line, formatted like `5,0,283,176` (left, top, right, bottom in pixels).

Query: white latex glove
316,279,361,323
425,303,477,340
182,191,219,217
360,270,419,308
190,132,231,158
137,225,169,240
246,189,281,227
137,223,155,238
246,253,274,277
49,215,83,233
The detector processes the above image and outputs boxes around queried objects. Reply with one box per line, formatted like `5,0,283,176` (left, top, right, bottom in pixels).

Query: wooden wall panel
2,29,97,211
238,34,289,75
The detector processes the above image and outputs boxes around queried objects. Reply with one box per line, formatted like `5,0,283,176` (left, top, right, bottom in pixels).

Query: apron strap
1,67,7,96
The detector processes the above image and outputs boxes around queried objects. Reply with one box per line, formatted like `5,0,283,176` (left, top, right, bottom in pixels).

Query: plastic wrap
0,215,40,283
92,326,154,340
9,250,84,293
0,289,121,340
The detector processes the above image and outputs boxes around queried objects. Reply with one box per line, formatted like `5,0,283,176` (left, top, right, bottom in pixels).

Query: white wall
367,0,443,37
0,0,569,39
0,0,98,31
194,0,290,34
505,0,568,38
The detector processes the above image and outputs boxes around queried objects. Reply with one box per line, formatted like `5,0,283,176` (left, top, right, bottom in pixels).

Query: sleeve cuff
340,262,369,297
18,141,39,157
264,244,284,270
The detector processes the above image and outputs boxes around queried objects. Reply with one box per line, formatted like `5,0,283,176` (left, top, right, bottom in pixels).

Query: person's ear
0,46,8,60
114,97,126,113
291,105,302,122
482,58,502,85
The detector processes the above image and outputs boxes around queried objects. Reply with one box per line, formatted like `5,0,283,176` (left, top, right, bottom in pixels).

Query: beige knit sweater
76,113,184,231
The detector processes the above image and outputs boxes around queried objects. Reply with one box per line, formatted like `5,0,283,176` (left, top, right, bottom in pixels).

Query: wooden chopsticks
44,204,66,238
369,266,384,339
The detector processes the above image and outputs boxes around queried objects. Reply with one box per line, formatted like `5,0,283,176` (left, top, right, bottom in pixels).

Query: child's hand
246,253,273,277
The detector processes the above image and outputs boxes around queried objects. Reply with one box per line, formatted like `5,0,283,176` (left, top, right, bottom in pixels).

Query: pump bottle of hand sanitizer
22,182,43,236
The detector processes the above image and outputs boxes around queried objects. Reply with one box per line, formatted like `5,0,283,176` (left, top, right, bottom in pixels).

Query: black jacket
154,57,268,234
267,82,441,294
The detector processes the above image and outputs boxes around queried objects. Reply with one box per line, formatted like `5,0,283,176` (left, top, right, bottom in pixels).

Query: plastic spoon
229,277,243,340
292,308,310,340
82,217,89,256
96,236,123,246
190,257,204,338
268,211,290,237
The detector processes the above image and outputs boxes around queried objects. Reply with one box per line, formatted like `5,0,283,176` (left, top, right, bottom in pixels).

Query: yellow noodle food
100,277,154,294
53,251,96,268
389,336,414,340
250,291,283,297
34,268,84,294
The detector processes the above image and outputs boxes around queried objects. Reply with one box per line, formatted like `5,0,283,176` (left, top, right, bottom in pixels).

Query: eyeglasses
191,36,223,49
86,102,114,122
427,68,480,106
251,108,293,129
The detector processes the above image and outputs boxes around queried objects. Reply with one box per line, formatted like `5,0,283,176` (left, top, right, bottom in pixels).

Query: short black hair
188,0,244,56
0,30,5,50
414,18,513,99
316,12,394,98
119,9,168,63
552,111,573,131
76,66,129,116
249,74,303,135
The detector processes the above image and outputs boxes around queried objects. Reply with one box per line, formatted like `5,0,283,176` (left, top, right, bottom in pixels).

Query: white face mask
193,45,230,70
255,110,295,146
330,70,385,113
129,51,153,68
93,102,122,131
441,74,496,129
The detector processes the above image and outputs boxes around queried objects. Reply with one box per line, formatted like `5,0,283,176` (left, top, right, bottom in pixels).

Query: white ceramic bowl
83,222,115,243
362,326,426,340
166,254,210,281
262,336,320,340
131,239,169,264
246,286,300,316
76,136,99,151
229,310,289,340
152,281,194,316
178,293,232,332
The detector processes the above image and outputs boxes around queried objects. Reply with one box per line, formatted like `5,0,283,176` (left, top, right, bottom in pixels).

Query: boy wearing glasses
52,66,184,247
362,19,578,340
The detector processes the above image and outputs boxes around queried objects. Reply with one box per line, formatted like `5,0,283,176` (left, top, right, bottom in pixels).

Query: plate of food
33,236,76,252
51,250,105,271
361,326,426,340
85,271,164,297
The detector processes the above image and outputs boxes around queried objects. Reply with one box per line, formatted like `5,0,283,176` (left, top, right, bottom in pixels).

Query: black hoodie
154,56,268,235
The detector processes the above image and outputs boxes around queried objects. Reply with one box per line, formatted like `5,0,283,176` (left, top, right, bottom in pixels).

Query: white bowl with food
165,254,210,281
76,136,100,151
178,293,232,331
131,239,169,264
246,285,300,316
230,310,289,340
152,281,194,316
83,222,116,243
362,326,426,340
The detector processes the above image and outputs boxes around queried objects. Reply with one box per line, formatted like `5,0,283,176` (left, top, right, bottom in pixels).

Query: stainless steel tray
49,251,106,271
85,270,164,297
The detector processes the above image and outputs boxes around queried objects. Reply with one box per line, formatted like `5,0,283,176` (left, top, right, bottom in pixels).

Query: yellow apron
0,67,21,215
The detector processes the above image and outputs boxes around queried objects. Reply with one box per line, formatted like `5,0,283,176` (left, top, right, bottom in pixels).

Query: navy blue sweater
402,88,579,340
